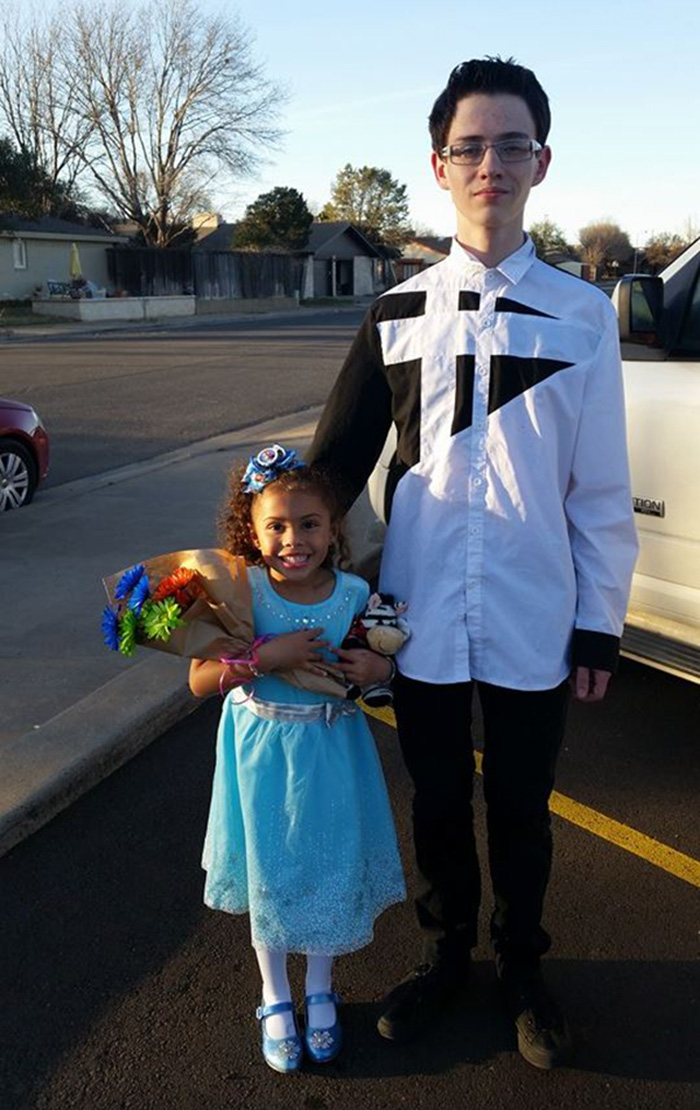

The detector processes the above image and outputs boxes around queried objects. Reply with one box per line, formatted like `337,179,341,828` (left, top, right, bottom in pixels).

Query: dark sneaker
501,973,572,1069
377,962,468,1042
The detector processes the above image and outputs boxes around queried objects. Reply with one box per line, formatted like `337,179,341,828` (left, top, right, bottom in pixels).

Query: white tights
254,948,336,1039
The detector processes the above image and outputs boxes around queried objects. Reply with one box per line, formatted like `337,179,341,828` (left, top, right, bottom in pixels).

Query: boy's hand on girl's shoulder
570,666,611,702
334,647,393,687
258,629,344,679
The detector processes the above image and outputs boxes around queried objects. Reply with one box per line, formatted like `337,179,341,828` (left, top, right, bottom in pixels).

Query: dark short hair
429,56,551,151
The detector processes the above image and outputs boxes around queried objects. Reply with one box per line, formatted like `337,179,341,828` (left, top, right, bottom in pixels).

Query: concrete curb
37,405,324,508
0,407,338,859
0,399,381,860
0,302,366,343
0,654,199,858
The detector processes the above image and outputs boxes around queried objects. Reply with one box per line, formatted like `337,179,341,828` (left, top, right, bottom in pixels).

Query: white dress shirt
310,236,639,690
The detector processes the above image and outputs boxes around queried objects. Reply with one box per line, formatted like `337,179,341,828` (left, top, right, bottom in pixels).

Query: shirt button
474,477,482,486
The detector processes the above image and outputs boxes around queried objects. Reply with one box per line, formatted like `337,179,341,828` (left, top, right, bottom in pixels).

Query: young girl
189,444,405,1073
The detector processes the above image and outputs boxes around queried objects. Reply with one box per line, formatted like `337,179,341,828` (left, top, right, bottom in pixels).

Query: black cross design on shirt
374,291,574,464
451,293,574,436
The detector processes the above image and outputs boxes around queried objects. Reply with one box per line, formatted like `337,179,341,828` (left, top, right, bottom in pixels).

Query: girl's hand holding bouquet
101,547,349,699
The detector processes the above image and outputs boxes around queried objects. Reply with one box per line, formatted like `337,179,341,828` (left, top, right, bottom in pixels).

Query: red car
0,398,50,510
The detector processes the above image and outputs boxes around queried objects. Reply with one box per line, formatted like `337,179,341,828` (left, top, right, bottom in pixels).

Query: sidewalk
0,300,368,342
0,407,379,857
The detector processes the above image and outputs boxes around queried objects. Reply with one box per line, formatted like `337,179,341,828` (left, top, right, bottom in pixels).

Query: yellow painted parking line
361,702,700,889
361,703,398,729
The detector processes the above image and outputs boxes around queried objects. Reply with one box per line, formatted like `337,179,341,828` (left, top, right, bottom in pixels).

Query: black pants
393,673,570,974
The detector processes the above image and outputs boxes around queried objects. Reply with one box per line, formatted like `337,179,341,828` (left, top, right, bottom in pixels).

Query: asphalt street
1,311,698,1109
1,309,365,487
2,661,698,1110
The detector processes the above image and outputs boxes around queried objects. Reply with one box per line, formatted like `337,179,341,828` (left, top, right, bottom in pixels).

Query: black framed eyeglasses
439,139,543,165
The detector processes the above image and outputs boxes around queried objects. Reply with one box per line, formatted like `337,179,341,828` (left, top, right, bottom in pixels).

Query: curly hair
218,461,352,570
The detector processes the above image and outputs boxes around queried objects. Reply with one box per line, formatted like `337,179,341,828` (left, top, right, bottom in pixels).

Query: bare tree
643,232,689,274
0,5,92,205
0,0,283,244
409,221,440,239
578,220,632,273
680,216,699,244
63,0,283,245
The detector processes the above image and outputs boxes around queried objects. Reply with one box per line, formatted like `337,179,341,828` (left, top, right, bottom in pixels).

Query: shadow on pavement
557,957,700,1082
8,316,363,347
0,702,219,1109
1,700,697,1109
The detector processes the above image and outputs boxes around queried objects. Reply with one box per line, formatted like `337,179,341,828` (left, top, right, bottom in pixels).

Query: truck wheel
0,439,37,510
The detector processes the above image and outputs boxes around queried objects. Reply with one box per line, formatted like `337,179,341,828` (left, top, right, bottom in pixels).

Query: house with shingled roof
301,221,392,298
393,235,452,283
193,217,394,300
0,215,128,300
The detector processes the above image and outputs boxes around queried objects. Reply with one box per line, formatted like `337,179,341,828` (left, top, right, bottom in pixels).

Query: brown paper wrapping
103,548,348,699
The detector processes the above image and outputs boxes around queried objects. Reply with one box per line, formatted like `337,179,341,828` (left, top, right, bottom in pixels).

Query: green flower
140,597,183,642
118,609,139,656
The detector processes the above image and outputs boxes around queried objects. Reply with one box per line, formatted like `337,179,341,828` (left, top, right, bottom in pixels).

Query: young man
308,58,638,1068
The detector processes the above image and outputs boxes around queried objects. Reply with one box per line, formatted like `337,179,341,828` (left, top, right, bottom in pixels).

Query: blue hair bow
241,444,305,494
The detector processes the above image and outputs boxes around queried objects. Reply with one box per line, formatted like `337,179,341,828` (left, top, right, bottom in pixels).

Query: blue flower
115,563,146,600
102,605,120,651
128,574,150,614
241,444,304,494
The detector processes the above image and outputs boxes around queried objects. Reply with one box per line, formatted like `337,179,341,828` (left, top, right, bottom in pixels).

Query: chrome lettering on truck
633,497,665,518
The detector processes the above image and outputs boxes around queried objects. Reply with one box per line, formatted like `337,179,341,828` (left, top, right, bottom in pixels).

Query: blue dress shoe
256,1001,303,1074
304,991,342,1064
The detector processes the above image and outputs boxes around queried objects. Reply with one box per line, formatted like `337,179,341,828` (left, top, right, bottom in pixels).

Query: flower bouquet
102,548,347,697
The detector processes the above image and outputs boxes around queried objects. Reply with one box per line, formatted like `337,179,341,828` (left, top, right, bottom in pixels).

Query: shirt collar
447,234,536,286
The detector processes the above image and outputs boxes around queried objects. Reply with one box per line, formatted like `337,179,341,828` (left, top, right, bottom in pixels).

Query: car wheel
0,439,38,510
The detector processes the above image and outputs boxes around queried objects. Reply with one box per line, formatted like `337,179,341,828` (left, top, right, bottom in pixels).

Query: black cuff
571,628,620,674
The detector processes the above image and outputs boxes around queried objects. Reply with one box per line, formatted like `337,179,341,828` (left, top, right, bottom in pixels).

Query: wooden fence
107,246,304,300
193,250,303,300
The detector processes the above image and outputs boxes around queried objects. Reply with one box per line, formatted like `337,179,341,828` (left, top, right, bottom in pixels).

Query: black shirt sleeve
307,305,393,511
571,628,620,674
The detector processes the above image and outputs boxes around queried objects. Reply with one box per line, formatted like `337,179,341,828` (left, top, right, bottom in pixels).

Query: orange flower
152,567,196,602
172,580,207,609
152,568,209,613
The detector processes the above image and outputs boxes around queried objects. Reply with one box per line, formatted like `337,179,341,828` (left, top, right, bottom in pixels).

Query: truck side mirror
613,275,664,344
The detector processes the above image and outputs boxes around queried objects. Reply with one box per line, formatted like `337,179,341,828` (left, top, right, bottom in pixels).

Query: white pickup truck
614,236,700,683
358,238,700,684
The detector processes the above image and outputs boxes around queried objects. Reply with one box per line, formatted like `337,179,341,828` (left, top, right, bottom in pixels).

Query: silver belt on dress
233,691,358,729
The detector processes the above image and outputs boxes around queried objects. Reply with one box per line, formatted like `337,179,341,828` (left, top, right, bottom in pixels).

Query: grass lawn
0,304,71,329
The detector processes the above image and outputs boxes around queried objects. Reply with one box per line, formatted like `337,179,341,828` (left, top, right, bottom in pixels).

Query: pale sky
7,0,699,247
210,0,699,247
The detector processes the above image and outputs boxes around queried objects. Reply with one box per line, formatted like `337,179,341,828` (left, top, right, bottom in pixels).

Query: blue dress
202,566,406,955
